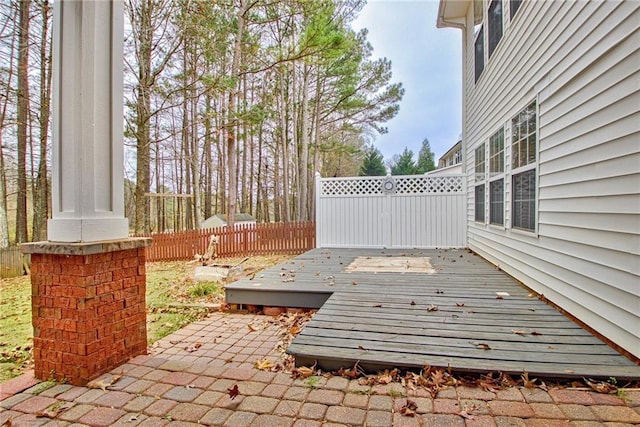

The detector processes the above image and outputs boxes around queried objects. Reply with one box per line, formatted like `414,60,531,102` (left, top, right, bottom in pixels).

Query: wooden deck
225,248,640,379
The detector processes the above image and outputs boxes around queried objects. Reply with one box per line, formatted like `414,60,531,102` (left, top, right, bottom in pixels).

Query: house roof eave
437,0,469,29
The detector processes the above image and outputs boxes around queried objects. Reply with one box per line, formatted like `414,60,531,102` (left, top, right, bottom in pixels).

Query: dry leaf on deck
475,343,491,350
530,331,543,336
247,323,258,332
455,302,465,307
426,304,438,312
512,330,526,336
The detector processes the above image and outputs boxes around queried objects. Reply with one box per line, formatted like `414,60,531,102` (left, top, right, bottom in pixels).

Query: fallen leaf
475,343,491,350
225,357,234,364
512,330,526,336
290,326,301,335
530,331,543,336
584,378,617,394
400,399,418,417
426,304,438,312
185,343,202,352
410,301,416,306
247,323,258,332
358,345,368,351
292,365,315,379
373,304,383,308
35,401,73,418
455,302,465,307
227,384,239,400
458,402,478,419
352,281,358,285
87,373,123,391
521,372,537,388
254,359,275,371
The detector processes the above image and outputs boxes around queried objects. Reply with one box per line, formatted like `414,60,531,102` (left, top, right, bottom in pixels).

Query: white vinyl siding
462,0,640,357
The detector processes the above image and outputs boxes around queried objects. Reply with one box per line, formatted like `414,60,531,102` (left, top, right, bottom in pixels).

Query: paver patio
2,312,640,426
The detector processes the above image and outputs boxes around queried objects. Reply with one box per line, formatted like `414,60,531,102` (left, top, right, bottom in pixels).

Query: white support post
48,0,128,242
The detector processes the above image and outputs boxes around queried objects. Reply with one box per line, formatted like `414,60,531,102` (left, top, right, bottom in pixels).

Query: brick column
23,239,150,385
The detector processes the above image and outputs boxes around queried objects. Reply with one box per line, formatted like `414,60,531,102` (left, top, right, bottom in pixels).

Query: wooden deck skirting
225,248,640,380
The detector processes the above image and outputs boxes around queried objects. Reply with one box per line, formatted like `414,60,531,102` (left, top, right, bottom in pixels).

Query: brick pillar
23,239,150,385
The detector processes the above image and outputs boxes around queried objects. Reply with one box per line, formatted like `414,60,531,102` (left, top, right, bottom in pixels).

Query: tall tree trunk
225,0,247,229
133,0,152,233
0,5,18,248
16,0,30,243
297,64,310,221
33,0,52,241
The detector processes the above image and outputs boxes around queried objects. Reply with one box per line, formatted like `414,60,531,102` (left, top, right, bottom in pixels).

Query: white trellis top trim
319,175,464,196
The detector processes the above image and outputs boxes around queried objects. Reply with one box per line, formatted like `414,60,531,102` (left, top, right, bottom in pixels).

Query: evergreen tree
359,146,387,176
389,147,417,175
416,138,436,173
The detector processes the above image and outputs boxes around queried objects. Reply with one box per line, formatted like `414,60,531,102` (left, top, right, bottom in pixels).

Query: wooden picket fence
1,246,26,279
135,221,316,262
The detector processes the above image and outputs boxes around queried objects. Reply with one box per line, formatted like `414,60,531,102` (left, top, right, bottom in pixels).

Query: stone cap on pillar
21,237,151,255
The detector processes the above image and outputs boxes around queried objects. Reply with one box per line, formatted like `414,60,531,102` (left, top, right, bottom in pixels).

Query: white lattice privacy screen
316,175,467,248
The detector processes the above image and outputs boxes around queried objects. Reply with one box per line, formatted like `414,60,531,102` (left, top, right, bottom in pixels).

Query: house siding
462,0,639,357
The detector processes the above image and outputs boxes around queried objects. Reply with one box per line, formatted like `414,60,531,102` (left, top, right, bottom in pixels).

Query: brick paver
78,407,127,426
1,313,639,427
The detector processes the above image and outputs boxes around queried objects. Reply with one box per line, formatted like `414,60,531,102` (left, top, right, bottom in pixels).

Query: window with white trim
473,1,485,83
511,101,537,231
510,0,523,19
474,144,486,223
488,0,503,58
489,128,504,225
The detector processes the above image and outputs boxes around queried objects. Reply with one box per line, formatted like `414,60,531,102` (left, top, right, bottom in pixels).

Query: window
511,101,537,232
489,128,504,177
490,179,504,225
474,25,484,82
488,0,503,58
474,144,486,223
488,128,504,225
512,101,537,169
512,170,535,230
475,185,485,223
475,144,486,182
510,0,522,19
454,148,462,164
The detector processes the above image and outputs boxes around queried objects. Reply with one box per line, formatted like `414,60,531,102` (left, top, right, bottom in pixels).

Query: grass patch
0,276,34,383
188,281,220,298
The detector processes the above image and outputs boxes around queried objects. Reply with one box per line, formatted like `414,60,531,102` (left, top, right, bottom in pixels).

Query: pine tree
359,146,386,176
390,147,417,175
416,138,436,173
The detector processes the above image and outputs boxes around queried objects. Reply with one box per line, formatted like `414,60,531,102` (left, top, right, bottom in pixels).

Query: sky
351,0,462,162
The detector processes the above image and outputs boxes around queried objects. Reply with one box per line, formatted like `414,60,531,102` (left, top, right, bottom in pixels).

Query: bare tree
15,0,30,243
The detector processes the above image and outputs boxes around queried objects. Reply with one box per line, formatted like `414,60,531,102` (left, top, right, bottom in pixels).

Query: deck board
225,248,640,379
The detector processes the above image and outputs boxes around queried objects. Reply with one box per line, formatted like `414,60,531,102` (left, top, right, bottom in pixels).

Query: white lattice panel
394,176,464,194
320,175,464,196
321,178,383,196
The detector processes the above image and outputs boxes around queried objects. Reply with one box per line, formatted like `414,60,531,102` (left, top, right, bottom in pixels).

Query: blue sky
352,0,462,162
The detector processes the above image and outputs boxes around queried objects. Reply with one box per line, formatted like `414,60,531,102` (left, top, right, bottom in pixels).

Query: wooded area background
0,0,441,247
